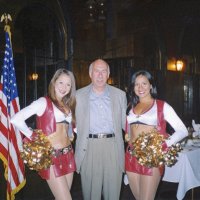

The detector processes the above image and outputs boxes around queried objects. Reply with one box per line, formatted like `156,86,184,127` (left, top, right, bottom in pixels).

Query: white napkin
192,119,200,137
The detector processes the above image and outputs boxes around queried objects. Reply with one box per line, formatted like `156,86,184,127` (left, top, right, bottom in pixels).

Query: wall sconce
29,73,39,80
107,77,113,85
167,58,184,72
176,60,184,71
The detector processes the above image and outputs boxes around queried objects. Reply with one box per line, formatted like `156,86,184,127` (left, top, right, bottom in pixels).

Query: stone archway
14,3,68,107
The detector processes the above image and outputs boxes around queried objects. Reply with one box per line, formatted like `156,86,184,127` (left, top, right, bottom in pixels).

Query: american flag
0,28,26,200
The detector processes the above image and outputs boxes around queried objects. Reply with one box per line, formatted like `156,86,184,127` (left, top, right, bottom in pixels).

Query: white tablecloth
162,145,200,200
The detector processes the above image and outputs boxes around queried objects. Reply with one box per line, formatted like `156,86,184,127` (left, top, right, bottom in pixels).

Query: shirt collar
90,84,109,99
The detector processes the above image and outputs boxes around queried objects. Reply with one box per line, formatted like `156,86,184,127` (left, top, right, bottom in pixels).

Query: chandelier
86,0,106,22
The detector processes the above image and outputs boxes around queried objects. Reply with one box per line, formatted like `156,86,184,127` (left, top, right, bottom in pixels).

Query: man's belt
88,133,115,139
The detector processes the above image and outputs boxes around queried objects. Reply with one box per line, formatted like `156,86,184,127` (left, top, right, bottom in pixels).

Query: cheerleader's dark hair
126,70,157,115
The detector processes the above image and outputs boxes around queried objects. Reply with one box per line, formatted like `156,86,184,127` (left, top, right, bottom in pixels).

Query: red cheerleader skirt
125,144,164,176
38,145,76,180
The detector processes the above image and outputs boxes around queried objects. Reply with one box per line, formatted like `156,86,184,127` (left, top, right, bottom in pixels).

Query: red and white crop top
11,97,72,139
127,101,157,126
127,100,188,147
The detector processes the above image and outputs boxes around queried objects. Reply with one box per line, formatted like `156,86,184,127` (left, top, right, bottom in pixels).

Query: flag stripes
0,28,26,200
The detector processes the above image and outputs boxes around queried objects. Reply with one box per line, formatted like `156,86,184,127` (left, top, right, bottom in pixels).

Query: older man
75,59,127,200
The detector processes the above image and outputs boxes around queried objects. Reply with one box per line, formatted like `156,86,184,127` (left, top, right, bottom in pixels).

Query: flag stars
2,32,19,104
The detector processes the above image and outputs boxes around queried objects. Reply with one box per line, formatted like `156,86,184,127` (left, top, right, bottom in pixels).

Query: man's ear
89,71,92,78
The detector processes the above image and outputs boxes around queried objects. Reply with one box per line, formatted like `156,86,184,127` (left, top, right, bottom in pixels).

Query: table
162,145,200,200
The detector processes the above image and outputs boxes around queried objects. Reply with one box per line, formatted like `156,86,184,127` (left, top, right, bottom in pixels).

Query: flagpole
0,13,26,200
1,13,12,41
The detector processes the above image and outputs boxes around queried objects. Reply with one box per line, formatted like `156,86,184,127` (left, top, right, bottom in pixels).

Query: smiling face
134,74,152,100
89,59,110,93
54,74,71,101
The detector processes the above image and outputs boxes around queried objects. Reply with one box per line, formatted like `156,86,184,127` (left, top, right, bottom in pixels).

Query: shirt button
83,149,86,151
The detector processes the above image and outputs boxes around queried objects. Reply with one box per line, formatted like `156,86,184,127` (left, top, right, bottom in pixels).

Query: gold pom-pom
132,129,182,168
20,129,54,171
163,143,182,166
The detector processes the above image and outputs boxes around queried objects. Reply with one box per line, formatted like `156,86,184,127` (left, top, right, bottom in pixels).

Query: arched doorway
14,3,68,107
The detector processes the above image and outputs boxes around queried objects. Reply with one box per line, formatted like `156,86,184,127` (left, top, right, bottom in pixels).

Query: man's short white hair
89,59,110,74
